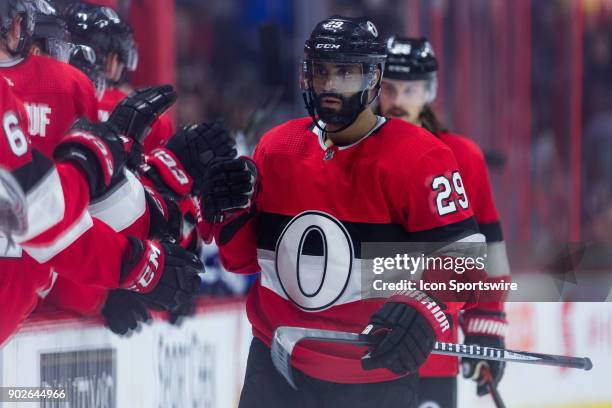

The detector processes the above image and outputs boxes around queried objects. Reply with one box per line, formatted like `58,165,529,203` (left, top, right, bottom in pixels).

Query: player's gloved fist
101,289,151,336
119,237,203,311
143,186,183,243
361,301,437,375
461,311,508,396
165,121,237,194
54,118,127,198
200,157,258,224
108,85,177,145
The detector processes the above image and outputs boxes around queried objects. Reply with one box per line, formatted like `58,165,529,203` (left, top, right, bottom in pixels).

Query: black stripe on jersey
256,211,479,258
478,221,503,243
11,148,54,194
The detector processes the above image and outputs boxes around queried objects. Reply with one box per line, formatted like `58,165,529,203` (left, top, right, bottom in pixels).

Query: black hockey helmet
69,43,105,97
64,2,137,72
302,16,387,132
32,0,73,62
0,0,35,57
384,36,438,81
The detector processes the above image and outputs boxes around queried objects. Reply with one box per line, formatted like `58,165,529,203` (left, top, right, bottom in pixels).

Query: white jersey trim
258,248,365,310
15,168,65,243
313,116,387,152
0,57,24,68
88,169,146,233
23,209,93,263
484,241,511,277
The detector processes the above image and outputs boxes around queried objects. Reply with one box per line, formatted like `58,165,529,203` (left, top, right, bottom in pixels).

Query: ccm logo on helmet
316,43,341,49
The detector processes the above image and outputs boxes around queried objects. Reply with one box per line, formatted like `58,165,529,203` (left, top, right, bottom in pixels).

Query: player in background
0,0,98,159
0,73,203,344
201,16,486,407
64,2,174,152
28,0,71,62
379,36,511,407
20,1,238,333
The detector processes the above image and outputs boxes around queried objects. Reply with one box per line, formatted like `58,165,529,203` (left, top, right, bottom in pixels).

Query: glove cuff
145,148,193,196
120,237,165,294
54,130,116,195
462,312,508,338
390,289,451,337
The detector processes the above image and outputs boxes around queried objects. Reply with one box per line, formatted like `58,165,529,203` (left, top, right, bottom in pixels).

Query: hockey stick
480,364,506,408
271,327,593,390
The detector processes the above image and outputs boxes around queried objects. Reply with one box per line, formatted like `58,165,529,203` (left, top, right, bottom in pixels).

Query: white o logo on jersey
275,211,353,311
419,402,441,408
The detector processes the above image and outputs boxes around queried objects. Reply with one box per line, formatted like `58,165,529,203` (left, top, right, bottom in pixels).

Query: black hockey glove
54,118,127,199
461,311,508,396
108,85,177,145
165,121,237,194
361,301,438,375
143,186,183,242
200,157,258,224
101,289,151,336
119,237,203,311
168,297,197,326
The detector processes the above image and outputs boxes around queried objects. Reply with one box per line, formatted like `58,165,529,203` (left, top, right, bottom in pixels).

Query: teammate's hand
54,118,127,198
200,157,258,223
461,311,508,396
101,289,151,336
361,301,437,375
143,185,183,243
119,237,203,311
165,121,237,194
108,85,177,145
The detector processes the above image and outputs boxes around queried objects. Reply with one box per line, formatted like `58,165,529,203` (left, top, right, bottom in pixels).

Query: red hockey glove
119,237,202,311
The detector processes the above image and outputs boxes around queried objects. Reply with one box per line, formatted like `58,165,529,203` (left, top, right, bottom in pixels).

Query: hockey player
0,76,203,344
379,36,511,407
204,16,485,407
64,2,174,152
29,0,71,62
0,0,98,158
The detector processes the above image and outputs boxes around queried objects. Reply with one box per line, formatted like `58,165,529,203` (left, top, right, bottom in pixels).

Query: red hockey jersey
0,55,98,158
0,78,128,344
219,117,482,383
419,132,510,377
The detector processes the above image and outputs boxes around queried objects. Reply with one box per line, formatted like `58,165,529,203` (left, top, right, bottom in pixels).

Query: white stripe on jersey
15,168,65,242
22,209,93,263
88,169,146,233
485,241,511,277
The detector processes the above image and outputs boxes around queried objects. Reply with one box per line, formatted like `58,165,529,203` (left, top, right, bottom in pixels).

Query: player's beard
314,92,364,128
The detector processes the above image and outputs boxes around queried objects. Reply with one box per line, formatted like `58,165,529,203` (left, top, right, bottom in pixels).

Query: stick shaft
432,341,592,370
